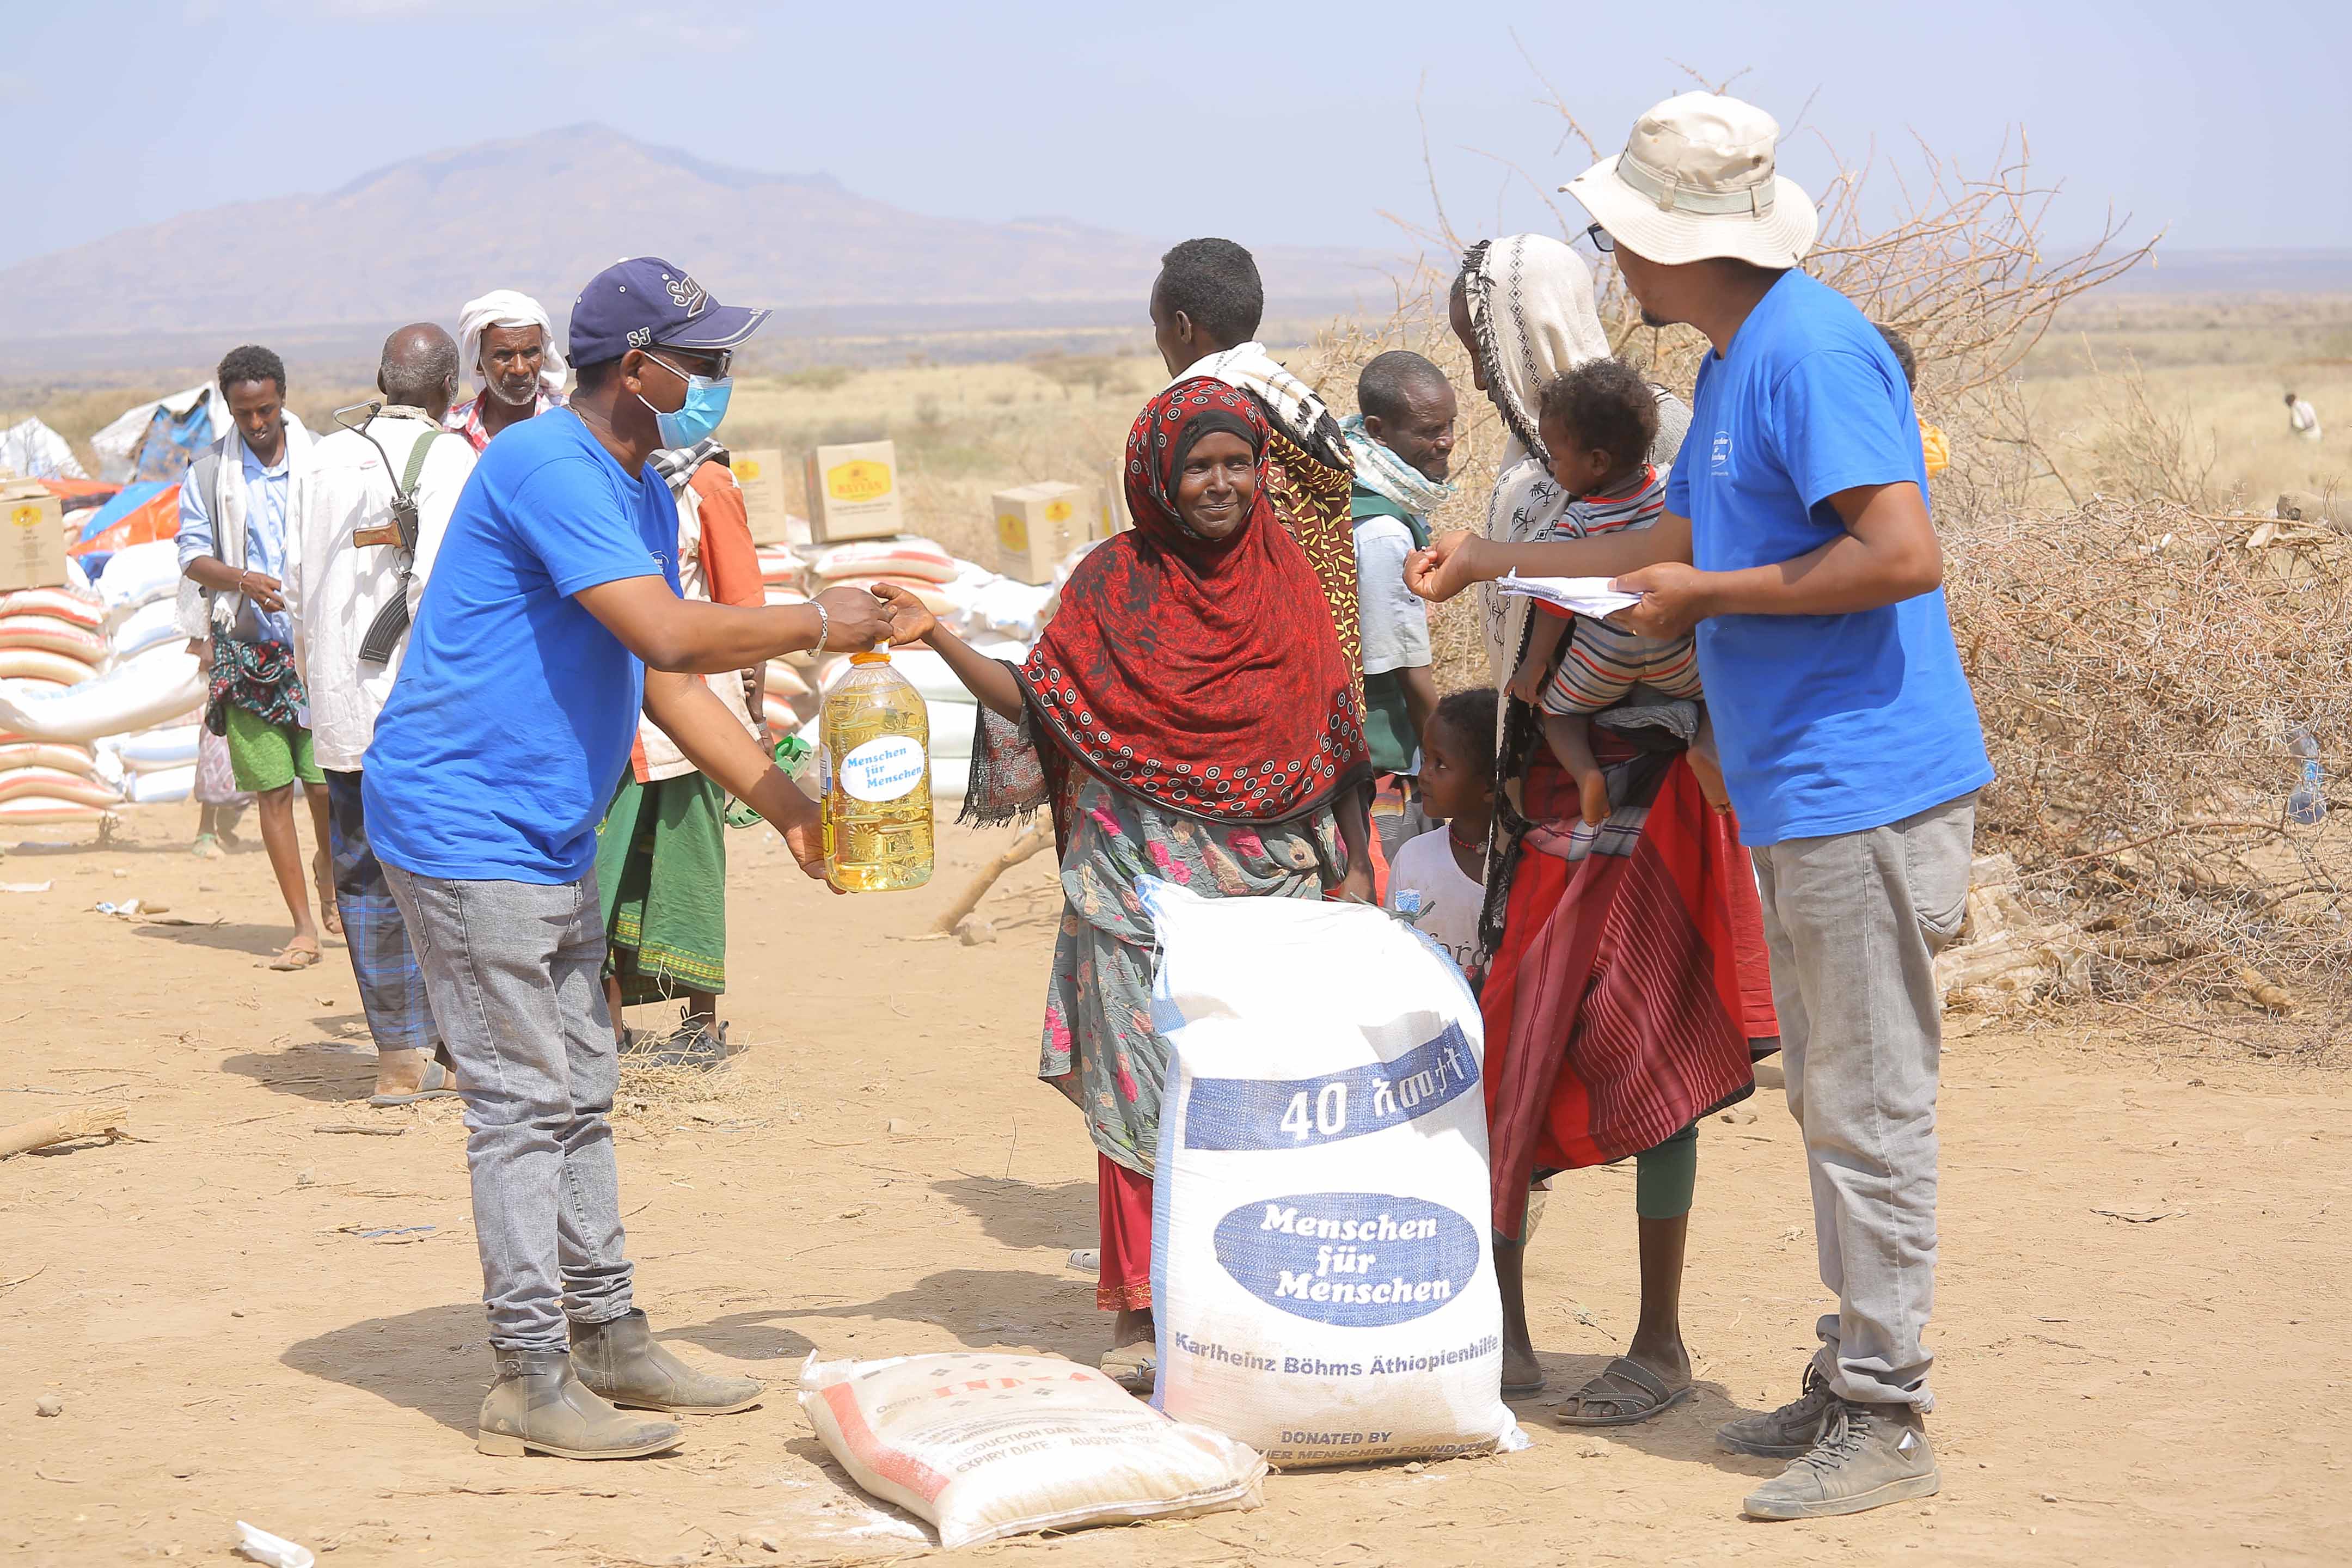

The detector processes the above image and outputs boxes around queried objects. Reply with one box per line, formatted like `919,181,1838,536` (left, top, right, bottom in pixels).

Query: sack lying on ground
105,723,199,773
809,537,959,585
800,1350,1264,1549
927,699,976,762
1142,878,1523,1468
125,764,193,805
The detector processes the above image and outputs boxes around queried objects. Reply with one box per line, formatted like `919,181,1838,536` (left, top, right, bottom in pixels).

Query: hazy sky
4,1,2346,273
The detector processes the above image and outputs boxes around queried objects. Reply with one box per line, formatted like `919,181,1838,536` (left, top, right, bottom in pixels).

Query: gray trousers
382,864,634,1353
1751,793,1975,1411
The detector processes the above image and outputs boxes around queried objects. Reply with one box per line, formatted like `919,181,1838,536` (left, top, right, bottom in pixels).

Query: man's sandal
1555,1356,1694,1427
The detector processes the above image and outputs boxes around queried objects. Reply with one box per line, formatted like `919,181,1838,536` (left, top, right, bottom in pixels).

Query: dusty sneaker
1742,1399,1939,1520
1718,1362,1838,1457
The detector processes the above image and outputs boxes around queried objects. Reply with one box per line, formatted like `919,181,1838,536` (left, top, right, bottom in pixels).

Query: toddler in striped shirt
1509,358,1724,825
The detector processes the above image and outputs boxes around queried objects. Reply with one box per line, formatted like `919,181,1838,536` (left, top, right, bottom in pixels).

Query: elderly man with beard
446,289,569,451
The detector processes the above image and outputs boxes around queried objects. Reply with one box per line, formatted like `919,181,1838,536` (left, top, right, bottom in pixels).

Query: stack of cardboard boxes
725,434,1128,589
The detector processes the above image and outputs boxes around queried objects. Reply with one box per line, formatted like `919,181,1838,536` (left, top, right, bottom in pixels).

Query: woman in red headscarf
895,377,1373,1388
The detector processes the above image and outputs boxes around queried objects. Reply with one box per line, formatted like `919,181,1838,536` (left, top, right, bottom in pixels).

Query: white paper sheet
1492,571,1640,619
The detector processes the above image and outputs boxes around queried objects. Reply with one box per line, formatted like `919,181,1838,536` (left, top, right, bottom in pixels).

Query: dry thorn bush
1951,501,2352,1046
1285,67,2348,1048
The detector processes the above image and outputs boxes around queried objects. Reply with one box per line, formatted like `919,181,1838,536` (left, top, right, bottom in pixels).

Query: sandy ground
2,801,2347,1568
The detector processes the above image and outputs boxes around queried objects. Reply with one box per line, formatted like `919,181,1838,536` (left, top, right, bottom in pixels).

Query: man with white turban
446,289,569,451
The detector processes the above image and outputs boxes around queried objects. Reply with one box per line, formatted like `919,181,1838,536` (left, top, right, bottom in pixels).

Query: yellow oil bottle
819,648,934,892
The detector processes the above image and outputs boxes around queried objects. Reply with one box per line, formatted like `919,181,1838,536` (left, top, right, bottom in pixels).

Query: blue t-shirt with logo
1665,268,1990,846
365,410,679,882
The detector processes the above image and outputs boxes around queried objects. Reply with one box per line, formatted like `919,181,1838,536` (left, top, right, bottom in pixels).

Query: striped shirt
1532,465,1705,715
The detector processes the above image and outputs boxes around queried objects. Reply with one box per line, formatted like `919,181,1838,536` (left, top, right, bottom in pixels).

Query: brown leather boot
475,1350,683,1459
569,1310,763,1414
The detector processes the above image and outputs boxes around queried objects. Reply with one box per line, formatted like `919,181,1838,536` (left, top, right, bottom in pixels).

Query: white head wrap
1459,234,1690,694
457,289,568,402
1459,235,1610,470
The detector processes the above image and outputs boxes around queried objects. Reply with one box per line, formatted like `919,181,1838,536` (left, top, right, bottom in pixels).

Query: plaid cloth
323,769,438,1054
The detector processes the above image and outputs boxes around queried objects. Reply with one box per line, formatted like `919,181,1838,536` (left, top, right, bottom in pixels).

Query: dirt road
2,804,2344,1566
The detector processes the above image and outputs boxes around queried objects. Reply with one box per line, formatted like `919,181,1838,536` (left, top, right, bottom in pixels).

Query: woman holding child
897,377,1374,1389
1445,234,1778,1422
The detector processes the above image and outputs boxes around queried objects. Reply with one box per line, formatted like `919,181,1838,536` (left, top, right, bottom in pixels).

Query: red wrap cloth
1480,736,1777,1240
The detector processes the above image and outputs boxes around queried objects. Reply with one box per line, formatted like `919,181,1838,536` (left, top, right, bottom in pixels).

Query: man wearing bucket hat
1409,94,1989,1521
365,257,918,1461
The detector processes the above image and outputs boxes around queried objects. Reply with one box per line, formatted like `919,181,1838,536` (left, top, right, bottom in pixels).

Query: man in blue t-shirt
365,257,912,1463
1410,95,1989,1521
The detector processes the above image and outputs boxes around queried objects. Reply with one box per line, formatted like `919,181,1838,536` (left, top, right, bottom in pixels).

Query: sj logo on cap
665,273,707,316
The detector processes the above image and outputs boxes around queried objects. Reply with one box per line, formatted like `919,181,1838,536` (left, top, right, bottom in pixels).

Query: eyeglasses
1583,223,1616,255
646,347,732,381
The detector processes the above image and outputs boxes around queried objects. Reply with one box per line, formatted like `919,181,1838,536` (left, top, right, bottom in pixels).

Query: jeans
1751,792,1975,1411
382,864,634,1353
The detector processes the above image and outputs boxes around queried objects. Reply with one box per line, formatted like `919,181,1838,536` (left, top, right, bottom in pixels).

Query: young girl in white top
1383,687,1498,976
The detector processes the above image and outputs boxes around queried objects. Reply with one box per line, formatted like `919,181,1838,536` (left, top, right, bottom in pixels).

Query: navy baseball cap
568,256,771,367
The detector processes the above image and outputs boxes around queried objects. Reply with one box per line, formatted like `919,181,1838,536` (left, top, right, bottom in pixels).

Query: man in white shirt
284,323,477,1105
2288,391,2322,442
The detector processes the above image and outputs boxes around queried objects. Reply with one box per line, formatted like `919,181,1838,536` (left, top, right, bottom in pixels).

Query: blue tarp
74,480,170,546
130,398,216,483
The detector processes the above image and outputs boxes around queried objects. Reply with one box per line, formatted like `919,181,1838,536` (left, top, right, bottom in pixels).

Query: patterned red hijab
1016,378,1368,824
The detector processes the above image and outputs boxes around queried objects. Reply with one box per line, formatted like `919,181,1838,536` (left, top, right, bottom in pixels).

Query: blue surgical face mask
640,353,733,448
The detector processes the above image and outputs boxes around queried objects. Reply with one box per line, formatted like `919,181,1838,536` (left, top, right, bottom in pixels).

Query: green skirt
595,771,728,1005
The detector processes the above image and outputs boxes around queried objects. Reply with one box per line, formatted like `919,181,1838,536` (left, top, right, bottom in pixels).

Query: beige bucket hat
1561,91,1818,267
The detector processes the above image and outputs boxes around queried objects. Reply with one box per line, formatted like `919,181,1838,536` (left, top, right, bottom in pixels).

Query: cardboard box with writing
0,481,65,592
727,447,795,546
994,481,1093,585
805,440,903,544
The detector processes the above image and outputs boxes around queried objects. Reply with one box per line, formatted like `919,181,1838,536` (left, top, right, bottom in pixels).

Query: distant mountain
0,124,1394,357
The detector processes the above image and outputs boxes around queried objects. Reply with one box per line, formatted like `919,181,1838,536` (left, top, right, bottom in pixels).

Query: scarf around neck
1339,413,1456,519
1177,340,1352,474
1016,378,1368,824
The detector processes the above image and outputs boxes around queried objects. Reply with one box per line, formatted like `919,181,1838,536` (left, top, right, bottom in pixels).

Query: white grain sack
800,1350,1264,1548
1142,878,1524,1468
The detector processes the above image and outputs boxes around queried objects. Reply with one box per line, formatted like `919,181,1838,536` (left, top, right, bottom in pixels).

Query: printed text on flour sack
1172,1328,1502,1380
1212,1191,1480,1327
1181,1021,1479,1152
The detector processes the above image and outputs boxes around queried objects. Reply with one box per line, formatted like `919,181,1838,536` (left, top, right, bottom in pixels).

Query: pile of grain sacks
0,541,210,826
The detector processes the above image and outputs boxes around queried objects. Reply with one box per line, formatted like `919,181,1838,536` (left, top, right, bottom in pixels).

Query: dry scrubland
9,286,2352,1051
7,291,2352,1561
